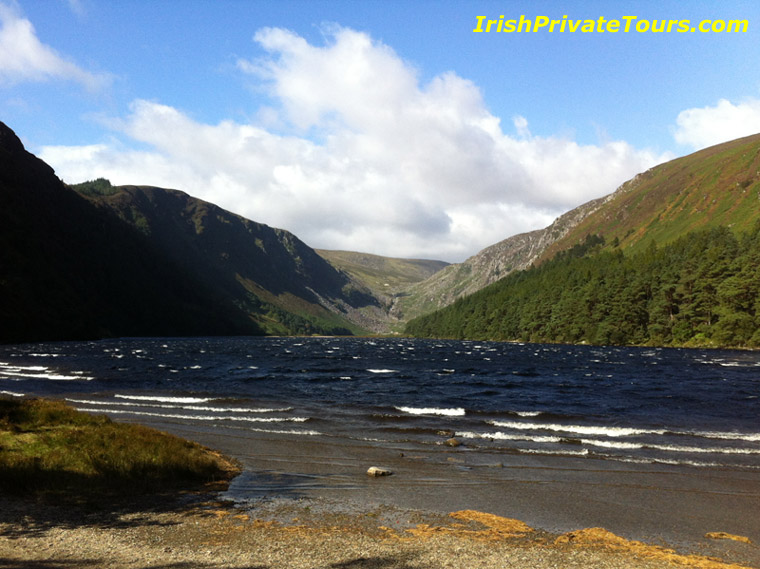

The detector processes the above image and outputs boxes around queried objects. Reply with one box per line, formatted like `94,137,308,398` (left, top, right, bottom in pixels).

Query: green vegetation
540,133,760,261
406,224,760,348
68,177,118,197
0,398,238,497
316,250,448,294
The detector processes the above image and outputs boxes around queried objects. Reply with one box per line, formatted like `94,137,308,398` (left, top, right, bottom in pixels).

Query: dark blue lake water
1,336,758,469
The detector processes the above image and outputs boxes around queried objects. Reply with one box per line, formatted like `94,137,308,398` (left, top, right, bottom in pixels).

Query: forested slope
406,225,760,348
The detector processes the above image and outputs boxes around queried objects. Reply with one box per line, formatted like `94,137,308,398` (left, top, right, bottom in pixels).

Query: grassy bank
0,397,239,497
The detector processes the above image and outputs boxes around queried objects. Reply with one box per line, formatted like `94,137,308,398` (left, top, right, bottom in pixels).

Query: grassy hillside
540,133,760,261
316,250,448,294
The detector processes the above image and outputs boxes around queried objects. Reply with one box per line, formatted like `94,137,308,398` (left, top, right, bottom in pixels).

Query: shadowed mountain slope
0,121,380,342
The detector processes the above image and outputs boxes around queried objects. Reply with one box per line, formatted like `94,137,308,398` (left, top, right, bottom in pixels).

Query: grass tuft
0,397,239,497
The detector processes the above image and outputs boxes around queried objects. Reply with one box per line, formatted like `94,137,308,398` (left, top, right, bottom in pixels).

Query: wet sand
152,422,760,568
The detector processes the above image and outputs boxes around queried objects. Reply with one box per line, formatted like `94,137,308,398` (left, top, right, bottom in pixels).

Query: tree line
405,224,760,348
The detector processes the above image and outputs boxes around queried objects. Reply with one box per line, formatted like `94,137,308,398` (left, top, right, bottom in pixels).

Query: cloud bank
41,26,667,262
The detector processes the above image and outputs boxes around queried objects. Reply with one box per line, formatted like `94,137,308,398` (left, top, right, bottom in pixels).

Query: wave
27,353,63,358
0,365,93,381
114,394,213,404
395,406,466,417
488,420,664,437
74,407,309,423
688,429,760,442
0,390,25,397
65,398,291,414
367,369,398,374
458,431,561,444
579,439,642,450
615,456,760,470
460,433,760,457
646,443,760,455
521,448,589,457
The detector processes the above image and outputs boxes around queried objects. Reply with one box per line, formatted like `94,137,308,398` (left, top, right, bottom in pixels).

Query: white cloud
674,97,760,150
0,2,108,90
41,26,665,262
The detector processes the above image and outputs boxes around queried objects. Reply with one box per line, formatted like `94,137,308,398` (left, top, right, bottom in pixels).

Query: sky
2,0,760,262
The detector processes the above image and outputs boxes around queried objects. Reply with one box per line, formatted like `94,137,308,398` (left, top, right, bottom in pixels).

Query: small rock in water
366,466,393,477
444,438,462,447
437,430,455,437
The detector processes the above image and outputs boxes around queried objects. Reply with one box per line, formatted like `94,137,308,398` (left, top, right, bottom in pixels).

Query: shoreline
1,402,758,568
1,489,756,569
130,420,760,568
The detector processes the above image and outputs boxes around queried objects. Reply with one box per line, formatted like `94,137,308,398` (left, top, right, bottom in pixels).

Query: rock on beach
366,466,393,477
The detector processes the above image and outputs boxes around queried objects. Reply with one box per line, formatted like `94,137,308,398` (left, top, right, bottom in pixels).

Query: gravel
1,493,750,569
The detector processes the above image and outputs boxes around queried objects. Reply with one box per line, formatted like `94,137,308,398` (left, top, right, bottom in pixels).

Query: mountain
316,250,448,293
0,121,379,342
315,250,448,330
392,194,608,323
538,132,760,260
405,134,760,347
397,133,760,323
405,223,760,347
0,123,258,342
73,181,385,335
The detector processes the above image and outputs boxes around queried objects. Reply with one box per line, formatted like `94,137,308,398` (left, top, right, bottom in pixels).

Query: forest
405,224,760,348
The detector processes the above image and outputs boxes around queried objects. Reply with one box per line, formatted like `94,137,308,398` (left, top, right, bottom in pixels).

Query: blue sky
2,0,760,261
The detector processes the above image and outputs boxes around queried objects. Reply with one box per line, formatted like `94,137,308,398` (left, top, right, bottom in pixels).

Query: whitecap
395,406,466,417
74,407,309,423
487,420,664,437
367,369,397,374
689,430,760,442
114,394,213,404
579,439,643,450
0,367,93,381
647,443,760,455
458,431,561,443
521,448,589,457
65,399,292,414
